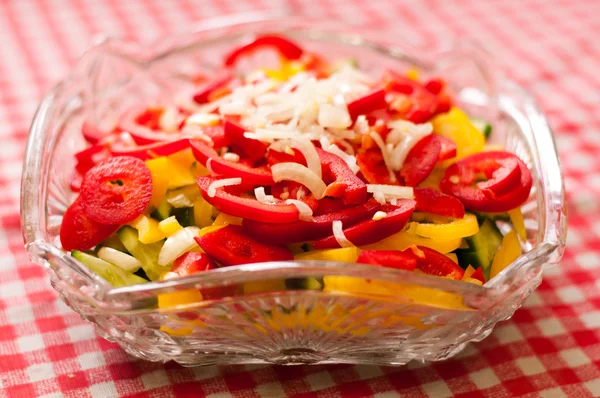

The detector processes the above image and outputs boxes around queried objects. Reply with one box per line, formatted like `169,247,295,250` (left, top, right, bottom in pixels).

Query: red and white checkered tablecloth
1,0,599,396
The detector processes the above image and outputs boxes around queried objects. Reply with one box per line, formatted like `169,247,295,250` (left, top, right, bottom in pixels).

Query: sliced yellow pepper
406,67,419,81
362,231,462,253
462,265,476,279
432,107,485,161
158,289,203,309
445,253,458,264
128,214,165,244
295,247,360,263
145,157,170,209
407,213,479,240
243,279,287,294
264,59,305,81
158,216,183,237
193,197,214,228
463,278,483,286
417,166,445,190
212,212,242,226
508,208,527,241
490,229,522,279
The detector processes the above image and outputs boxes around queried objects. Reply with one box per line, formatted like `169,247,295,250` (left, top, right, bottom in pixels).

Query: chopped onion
318,104,352,129
207,177,242,198
159,107,183,132
186,112,220,127
162,272,179,281
332,220,354,248
387,120,433,140
319,136,360,174
367,184,414,199
97,247,142,272
353,115,370,135
255,187,277,204
274,138,321,179
181,125,213,144
223,152,240,162
206,158,213,174
390,198,398,206
285,199,313,221
271,162,326,199
369,131,397,182
373,191,386,205
158,226,200,266
389,138,419,170
372,211,388,221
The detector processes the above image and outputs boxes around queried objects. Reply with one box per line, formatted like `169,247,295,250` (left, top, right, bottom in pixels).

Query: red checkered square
0,0,599,397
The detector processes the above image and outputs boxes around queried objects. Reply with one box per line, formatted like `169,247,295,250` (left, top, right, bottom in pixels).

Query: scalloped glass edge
21,15,567,315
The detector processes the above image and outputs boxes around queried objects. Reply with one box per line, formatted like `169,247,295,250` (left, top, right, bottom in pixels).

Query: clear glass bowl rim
20,14,567,310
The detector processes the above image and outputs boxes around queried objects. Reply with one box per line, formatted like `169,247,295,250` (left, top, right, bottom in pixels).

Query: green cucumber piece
99,234,128,253
152,198,173,221
456,219,503,279
471,118,493,139
172,207,196,228
166,185,201,208
117,226,165,281
472,211,510,224
72,250,147,287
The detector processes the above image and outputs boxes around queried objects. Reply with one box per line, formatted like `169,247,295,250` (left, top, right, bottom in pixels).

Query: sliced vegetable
118,226,164,281
415,246,464,280
456,218,503,280
194,225,293,266
224,35,304,66
80,156,153,225
431,107,485,160
127,214,165,244
361,231,462,253
436,134,457,160
72,250,146,287
197,176,314,223
490,229,521,279
97,246,142,272
223,119,268,162
312,200,416,249
158,226,201,266
60,197,118,251
294,247,360,263
414,188,465,218
508,208,527,241
145,157,170,208
243,198,381,244
400,134,441,187
318,148,367,205
356,150,397,185
408,213,479,240
440,151,533,212
357,249,418,271
158,216,183,237
347,89,387,121
193,71,234,104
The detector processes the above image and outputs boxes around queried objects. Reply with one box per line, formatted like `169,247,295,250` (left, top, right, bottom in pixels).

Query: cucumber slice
117,226,165,281
471,118,493,139
456,219,503,279
172,207,196,228
152,198,173,221
98,234,128,253
472,211,510,224
72,250,147,287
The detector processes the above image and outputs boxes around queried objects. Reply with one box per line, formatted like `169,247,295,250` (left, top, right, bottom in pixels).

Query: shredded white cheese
207,178,242,198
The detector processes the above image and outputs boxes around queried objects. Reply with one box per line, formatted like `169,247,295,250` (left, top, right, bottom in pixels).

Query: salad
60,34,532,297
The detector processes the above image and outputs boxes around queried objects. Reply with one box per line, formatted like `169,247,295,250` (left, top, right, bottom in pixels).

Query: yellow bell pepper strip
508,208,527,241
264,59,305,81
212,212,243,226
193,197,214,228
127,214,165,244
490,229,522,279
158,289,204,309
431,107,485,161
243,279,287,294
295,247,360,263
445,253,459,264
405,67,419,81
160,151,197,189
407,213,479,240
462,265,476,279
362,231,462,253
158,216,183,237
167,148,196,170
145,157,170,209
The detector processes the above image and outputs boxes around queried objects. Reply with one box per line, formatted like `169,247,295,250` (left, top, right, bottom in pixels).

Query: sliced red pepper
75,144,111,176
243,198,381,244
70,172,83,192
267,148,306,167
224,35,304,67
223,119,268,162
436,134,457,160
384,72,442,123
313,197,349,215
414,188,465,218
356,249,418,271
318,148,367,205
194,225,293,266
82,121,106,145
60,197,118,251
80,156,153,225
356,150,398,185
415,246,464,280
440,151,532,212
172,251,218,275
312,200,416,249
190,140,274,185
119,106,180,145
400,134,441,187
476,156,521,197
197,176,315,223
171,252,236,299
471,267,485,284
270,181,304,200
111,138,191,160
200,125,229,149
347,89,387,121
193,71,234,104
424,78,445,95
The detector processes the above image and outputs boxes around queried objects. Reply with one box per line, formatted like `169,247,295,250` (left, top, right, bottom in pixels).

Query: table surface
1,0,599,397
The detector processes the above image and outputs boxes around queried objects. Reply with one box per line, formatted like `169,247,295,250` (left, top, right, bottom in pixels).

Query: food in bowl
61,34,532,294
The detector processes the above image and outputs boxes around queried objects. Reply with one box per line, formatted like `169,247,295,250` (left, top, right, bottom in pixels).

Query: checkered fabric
1,0,599,396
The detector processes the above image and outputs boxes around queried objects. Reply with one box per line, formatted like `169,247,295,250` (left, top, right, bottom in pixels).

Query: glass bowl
21,16,567,366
